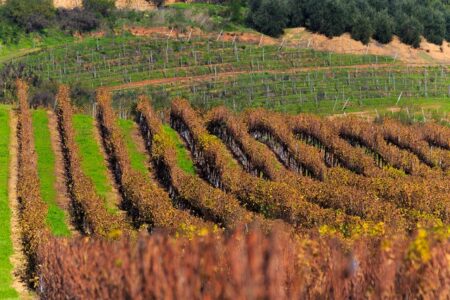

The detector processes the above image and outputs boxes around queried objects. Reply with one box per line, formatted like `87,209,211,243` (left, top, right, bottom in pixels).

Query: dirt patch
47,111,78,235
284,28,450,65
126,26,279,45
8,110,35,299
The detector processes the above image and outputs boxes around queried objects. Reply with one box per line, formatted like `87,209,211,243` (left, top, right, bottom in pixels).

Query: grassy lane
117,119,149,176
32,110,71,237
72,115,119,214
162,125,196,175
0,107,18,299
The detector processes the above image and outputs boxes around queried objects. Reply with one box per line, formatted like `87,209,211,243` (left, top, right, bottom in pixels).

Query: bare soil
284,28,450,65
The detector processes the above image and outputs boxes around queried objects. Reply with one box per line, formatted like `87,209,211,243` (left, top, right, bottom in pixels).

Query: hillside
284,28,450,65
127,25,450,65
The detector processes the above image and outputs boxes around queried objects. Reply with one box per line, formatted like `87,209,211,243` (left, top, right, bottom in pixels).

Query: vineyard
5,34,448,119
0,0,449,297
0,78,448,299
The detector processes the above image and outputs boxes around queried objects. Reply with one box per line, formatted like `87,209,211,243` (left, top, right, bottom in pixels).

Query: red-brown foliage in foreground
16,80,50,284
135,97,257,230
96,89,211,233
38,226,449,299
170,99,350,229
55,85,128,236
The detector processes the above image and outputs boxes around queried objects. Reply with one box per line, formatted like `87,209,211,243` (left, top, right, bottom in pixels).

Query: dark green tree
446,10,450,41
287,0,307,27
247,0,288,37
420,6,446,45
306,0,350,37
397,16,423,48
351,14,373,45
373,10,394,44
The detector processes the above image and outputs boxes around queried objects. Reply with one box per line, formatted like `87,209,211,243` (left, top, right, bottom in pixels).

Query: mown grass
32,110,71,237
72,114,119,214
0,107,18,299
162,125,196,175
117,119,149,175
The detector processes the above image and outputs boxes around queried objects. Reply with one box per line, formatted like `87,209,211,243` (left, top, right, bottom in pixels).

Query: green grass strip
0,107,19,299
72,114,119,215
32,110,71,237
117,119,148,175
162,125,196,175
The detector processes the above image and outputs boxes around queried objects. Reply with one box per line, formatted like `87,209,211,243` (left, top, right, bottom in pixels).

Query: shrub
0,19,20,45
56,8,100,34
0,63,40,100
2,0,55,32
82,0,115,17
30,91,55,109
147,0,165,8
69,83,95,109
30,81,58,109
226,0,244,23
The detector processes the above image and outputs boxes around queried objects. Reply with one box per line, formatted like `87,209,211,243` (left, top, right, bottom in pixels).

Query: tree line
0,0,120,45
246,0,450,47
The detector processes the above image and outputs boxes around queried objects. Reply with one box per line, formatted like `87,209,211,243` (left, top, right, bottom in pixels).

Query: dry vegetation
6,81,450,298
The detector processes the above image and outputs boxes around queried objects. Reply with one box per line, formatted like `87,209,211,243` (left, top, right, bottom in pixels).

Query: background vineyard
4,34,448,121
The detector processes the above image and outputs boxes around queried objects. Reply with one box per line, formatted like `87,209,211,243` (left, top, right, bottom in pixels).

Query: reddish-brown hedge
335,117,430,176
290,114,381,177
16,79,50,285
96,89,213,234
206,107,405,229
245,108,327,180
381,119,449,171
55,85,128,237
135,97,267,230
170,99,356,230
38,226,450,299
416,122,450,151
